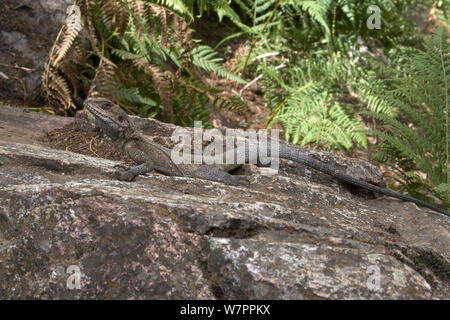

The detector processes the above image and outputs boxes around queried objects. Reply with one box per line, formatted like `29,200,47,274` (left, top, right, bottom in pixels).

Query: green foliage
150,0,193,20
183,0,448,206
261,53,367,151
43,0,447,206
229,0,428,151
84,0,245,126
361,27,449,209
435,0,450,25
191,45,246,83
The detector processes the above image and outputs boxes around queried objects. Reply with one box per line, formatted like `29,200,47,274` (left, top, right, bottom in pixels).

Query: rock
0,106,448,299
0,0,76,107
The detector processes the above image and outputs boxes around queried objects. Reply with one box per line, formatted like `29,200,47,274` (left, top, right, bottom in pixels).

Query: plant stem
265,81,317,129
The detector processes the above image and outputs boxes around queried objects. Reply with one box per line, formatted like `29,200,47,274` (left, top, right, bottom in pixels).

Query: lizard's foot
113,163,131,171
110,163,151,182
110,164,132,180
230,175,250,186
110,169,136,182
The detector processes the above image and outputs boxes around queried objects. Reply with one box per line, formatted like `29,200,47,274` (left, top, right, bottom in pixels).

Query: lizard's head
84,97,133,141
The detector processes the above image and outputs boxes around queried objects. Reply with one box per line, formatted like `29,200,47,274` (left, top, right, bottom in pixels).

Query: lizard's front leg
113,162,154,181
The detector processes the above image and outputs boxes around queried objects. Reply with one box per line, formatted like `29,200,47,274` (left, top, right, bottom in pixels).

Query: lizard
84,97,448,216
85,97,248,186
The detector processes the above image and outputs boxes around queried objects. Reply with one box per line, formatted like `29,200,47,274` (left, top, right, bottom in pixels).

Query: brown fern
132,0,146,22
88,59,117,99
101,0,129,35
134,58,174,121
53,12,83,67
42,0,84,114
42,0,240,122
83,0,99,49
45,71,74,113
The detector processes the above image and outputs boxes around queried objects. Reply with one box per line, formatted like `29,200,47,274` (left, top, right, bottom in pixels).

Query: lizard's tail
279,147,449,216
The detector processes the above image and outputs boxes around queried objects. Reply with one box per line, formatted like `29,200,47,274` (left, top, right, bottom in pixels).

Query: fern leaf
192,45,246,84
53,11,83,67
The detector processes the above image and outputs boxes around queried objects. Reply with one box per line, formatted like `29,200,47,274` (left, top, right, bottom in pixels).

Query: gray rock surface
0,0,75,107
0,106,448,299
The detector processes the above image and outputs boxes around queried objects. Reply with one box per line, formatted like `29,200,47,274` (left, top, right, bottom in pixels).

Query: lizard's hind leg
113,163,154,181
192,165,249,186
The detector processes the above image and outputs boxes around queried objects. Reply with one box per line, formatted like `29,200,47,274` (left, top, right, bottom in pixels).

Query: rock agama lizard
84,97,448,216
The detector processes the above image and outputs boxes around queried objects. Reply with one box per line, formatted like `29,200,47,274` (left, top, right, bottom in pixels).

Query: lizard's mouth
84,98,122,141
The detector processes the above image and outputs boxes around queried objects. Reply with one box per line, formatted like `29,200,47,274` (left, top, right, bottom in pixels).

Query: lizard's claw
113,163,131,171
110,169,135,182
233,175,250,186
111,163,150,182
110,164,136,181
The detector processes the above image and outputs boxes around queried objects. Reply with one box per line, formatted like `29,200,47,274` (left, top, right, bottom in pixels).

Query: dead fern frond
132,0,147,22
42,0,84,114
88,59,117,99
68,38,87,66
59,61,81,98
83,0,99,49
82,0,120,100
53,7,83,67
45,71,75,113
134,58,174,121
173,10,192,52
101,0,129,35
150,3,169,47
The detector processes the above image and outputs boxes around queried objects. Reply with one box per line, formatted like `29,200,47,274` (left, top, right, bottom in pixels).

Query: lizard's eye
101,103,112,110
118,115,124,121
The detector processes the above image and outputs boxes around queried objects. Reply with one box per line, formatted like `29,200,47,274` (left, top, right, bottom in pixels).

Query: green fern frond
151,0,193,21
285,0,332,38
192,45,246,83
361,26,449,209
435,0,450,25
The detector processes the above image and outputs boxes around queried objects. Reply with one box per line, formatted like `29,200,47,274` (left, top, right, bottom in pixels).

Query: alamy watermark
366,265,381,291
367,5,381,30
66,265,81,290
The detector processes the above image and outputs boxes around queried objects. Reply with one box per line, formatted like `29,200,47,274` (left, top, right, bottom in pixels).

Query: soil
190,15,273,131
40,114,135,166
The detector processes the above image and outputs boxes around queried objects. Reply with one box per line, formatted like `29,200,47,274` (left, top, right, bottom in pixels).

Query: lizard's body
86,98,246,185
85,97,448,216
123,135,244,184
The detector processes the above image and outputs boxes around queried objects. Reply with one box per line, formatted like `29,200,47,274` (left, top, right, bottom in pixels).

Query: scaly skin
84,97,448,216
278,148,448,215
85,97,246,186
